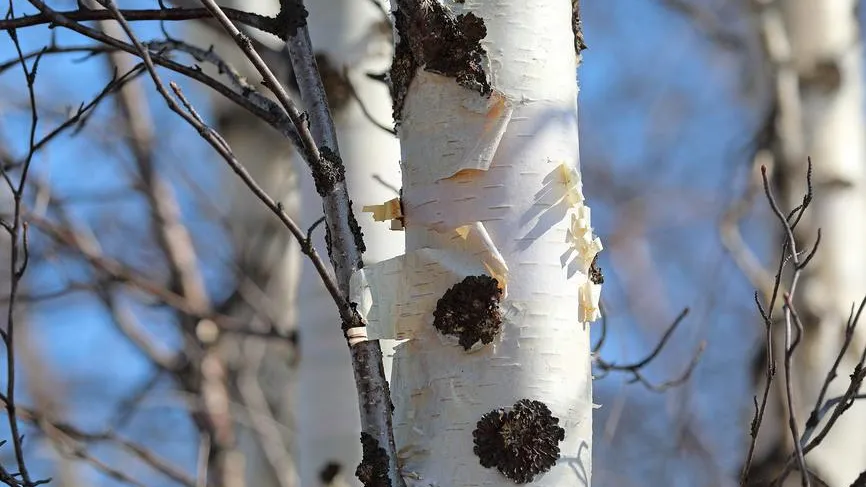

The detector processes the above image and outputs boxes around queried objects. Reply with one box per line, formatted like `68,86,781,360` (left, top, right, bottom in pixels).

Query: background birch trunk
204,71,303,487
186,3,300,484
749,0,866,484
294,2,402,485
190,1,402,485
352,0,600,485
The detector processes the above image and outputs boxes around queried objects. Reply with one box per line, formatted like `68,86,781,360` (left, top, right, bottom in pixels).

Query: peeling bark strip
474,399,566,484
356,432,392,487
390,0,491,122
433,275,503,350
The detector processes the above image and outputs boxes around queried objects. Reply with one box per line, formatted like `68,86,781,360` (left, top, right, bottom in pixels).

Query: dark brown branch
0,7,282,38
740,159,866,487
742,290,778,485
761,163,811,486
594,308,704,392
0,44,115,73
4,4,301,148
805,298,866,435
342,66,396,136
0,11,49,485
3,401,195,487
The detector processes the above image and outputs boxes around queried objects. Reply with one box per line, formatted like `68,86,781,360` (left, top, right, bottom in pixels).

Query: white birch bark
752,0,866,484
353,1,600,485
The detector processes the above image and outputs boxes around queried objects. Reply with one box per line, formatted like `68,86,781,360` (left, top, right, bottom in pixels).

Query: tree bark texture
351,1,600,485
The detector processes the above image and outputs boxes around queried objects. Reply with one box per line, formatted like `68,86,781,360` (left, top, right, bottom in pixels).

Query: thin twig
760,163,810,487
0,8,48,484
2,401,196,487
10,3,301,147
0,6,281,36
342,67,396,135
594,308,704,391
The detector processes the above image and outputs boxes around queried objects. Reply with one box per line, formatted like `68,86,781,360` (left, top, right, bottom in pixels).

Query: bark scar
391,1,492,122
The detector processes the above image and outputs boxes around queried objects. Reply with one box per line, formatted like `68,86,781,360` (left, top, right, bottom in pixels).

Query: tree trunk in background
191,1,402,486
352,0,600,485
187,2,299,486
749,0,866,485
190,12,301,487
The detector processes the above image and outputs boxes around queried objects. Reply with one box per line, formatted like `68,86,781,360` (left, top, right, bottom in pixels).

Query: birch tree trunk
352,1,600,485
749,0,866,484
294,2,403,485
192,1,402,485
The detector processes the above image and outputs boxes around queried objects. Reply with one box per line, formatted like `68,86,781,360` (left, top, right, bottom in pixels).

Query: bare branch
594,308,704,392
761,163,811,486
7,402,196,487
7,2,300,146
0,9,49,484
0,6,282,38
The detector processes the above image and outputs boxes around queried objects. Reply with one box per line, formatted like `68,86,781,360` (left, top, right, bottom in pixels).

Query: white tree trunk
753,0,866,485
353,1,600,485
